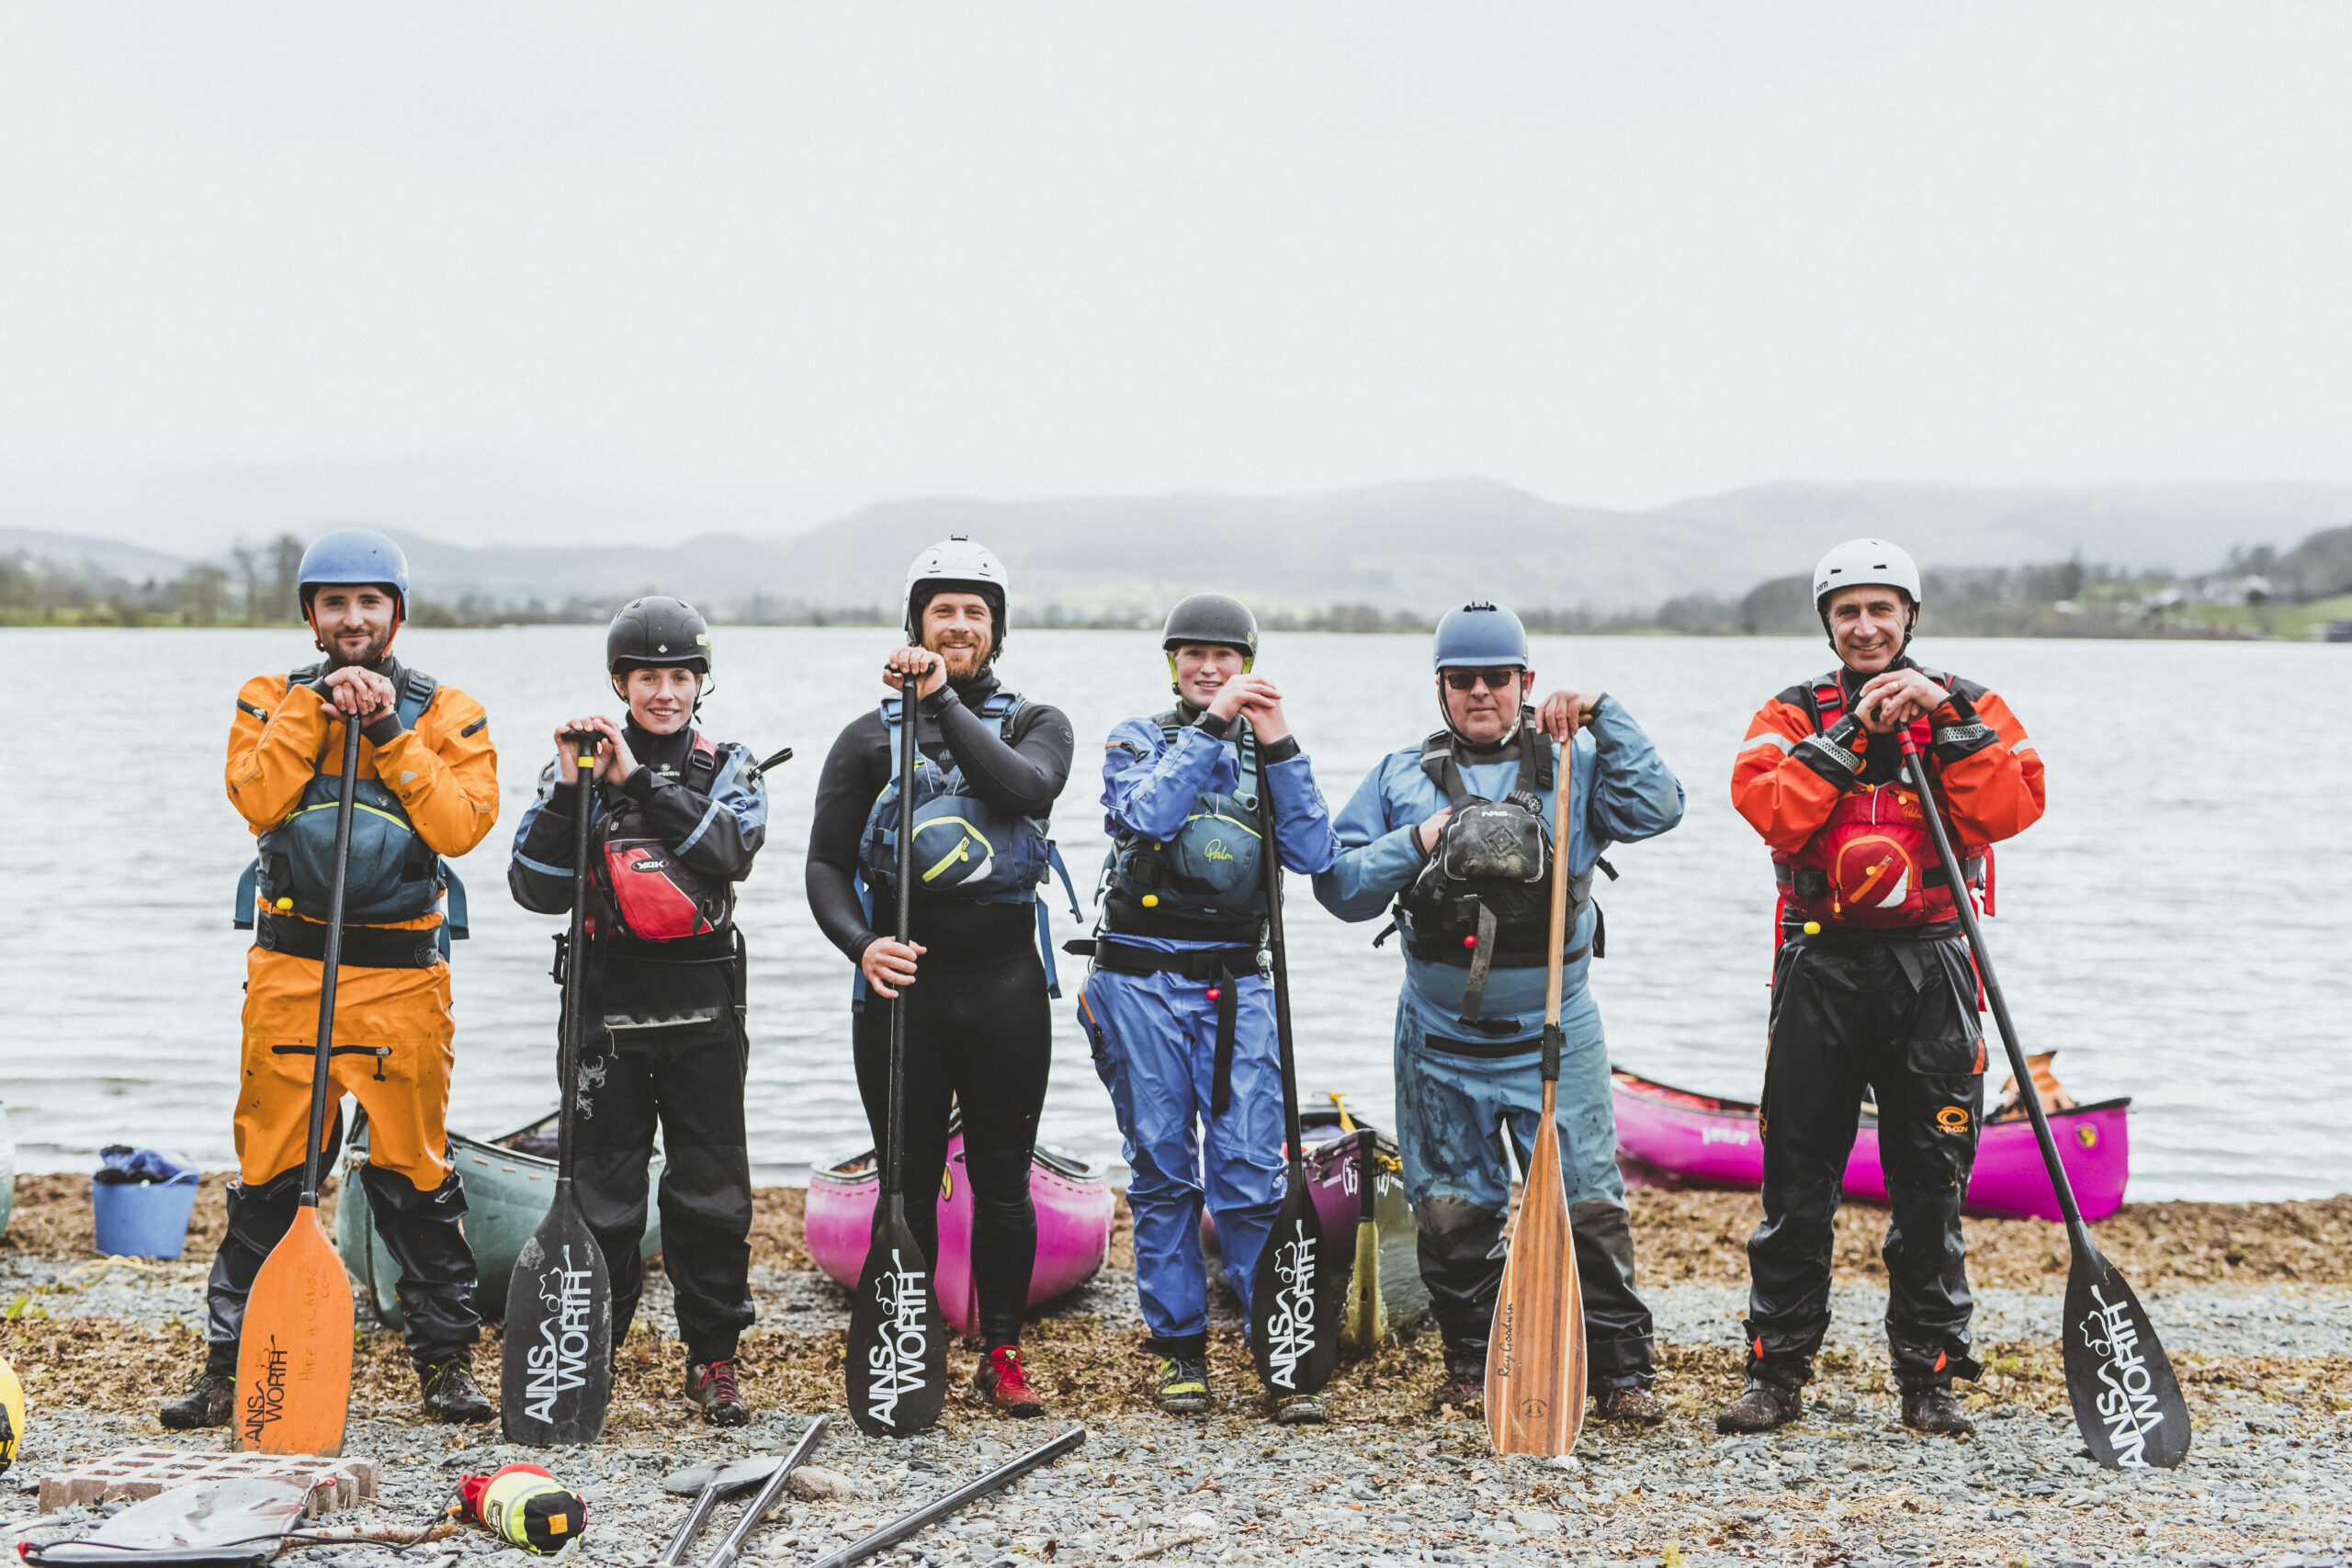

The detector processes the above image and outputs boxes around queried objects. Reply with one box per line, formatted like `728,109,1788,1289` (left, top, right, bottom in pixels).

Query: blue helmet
298,527,410,620
1431,601,1529,671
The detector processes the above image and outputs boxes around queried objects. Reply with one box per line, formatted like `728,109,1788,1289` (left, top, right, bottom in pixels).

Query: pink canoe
804,1121,1116,1339
1611,1068,2132,1223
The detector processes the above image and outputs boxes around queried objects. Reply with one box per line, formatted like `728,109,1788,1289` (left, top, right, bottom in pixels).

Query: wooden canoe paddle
1329,1094,1385,1353
1249,733,1341,1398
235,712,362,1455
1898,731,2190,1469
846,674,949,1437
503,729,615,1444
1486,718,1587,1456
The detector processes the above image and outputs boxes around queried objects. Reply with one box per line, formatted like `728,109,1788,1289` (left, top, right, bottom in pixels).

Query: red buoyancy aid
1771,671,1991,931
594,731,733,943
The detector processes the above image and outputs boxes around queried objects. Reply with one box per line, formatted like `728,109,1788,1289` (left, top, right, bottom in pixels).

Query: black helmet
607,596,712,676
1160,592,1259,660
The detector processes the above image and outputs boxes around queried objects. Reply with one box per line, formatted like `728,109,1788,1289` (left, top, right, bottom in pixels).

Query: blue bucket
92,1179,200,1259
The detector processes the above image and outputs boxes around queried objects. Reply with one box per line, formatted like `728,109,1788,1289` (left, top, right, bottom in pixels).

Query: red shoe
971,1345,1046,1418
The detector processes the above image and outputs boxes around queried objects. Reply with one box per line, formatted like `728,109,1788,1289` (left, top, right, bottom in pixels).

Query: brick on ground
39,1448,379,1517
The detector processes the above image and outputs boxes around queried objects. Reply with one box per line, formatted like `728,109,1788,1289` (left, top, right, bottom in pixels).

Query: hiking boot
1272,1393,1327,1426
686,1359,750,1427
972,1345,1045,1418
1714,1376,1804,1434
1429,1363,1485,1416
1155,1355,1211,1415
1901,1387,1976,1437
419,1359,493,1424
1595,1383,1664,1426
159,1368,236,1430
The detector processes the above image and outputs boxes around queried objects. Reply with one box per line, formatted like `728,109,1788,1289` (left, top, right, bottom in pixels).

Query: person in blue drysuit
1314,600,1686,1422
1078,592,1341,1425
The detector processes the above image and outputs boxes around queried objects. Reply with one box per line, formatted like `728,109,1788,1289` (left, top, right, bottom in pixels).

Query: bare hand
1534,690,1598,742
1854,670,1947,733
1415,807,1453,855
860,936,926,998
553,715,638,785
883,646,947,701
320,666,397,723
1233,676,1291,743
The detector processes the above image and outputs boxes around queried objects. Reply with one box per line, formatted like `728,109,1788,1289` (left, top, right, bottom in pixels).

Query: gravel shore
6,1181,2347,1567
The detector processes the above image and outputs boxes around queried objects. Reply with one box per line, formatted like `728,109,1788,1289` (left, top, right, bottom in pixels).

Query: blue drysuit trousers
1081,965,1287,1350
1394,984,1657,1390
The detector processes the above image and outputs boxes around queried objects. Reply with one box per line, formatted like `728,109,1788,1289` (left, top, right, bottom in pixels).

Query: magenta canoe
1611,1068,2132,1224
804,1124,1116,1339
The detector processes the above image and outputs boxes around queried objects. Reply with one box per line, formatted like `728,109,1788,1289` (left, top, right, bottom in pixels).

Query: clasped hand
551,714,639,786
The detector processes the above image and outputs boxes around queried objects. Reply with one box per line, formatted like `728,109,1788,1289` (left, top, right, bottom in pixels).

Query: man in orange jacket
161,528,502,1429
1721,538,2044,1439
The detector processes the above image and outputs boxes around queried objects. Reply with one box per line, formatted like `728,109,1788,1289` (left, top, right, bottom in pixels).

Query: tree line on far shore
6,525,2349,640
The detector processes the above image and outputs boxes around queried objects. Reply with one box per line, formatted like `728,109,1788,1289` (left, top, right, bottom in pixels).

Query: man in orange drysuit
161,527,502,1429
1720,537,2044,1439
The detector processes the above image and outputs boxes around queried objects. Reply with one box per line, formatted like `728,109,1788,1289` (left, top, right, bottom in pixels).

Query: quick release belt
1077,937,1265,1117
1776,855,1983,898
1419,1031,1544,1060
254,910,444,969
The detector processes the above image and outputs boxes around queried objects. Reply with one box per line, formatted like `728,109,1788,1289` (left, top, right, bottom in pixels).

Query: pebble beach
4,1179,2347,1568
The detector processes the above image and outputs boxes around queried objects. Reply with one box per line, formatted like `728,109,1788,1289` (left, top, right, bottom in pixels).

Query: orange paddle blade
1487,1089,1586,1455
234,1208,353,1456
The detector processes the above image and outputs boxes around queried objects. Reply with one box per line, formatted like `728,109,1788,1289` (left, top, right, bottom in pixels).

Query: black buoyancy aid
1102,712,1267,942
235,664,469,950
594,730,735,945
1773,668,1989,932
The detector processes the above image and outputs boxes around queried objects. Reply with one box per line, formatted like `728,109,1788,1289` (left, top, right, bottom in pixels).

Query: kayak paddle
1249,739,1340,1399
1898,730,2190,1469
846,673,948,1437
1329,1094,1385,1353
1487,720,1587,1456
503,729,615,1444
235,710,362,1455
806,1426,1086,1568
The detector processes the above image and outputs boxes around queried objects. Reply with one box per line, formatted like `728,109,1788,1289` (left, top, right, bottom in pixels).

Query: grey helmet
607,596,712,676
1160,592,1259,661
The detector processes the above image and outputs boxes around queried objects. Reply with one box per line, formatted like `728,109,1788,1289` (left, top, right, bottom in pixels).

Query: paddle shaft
558,732,598,1190
299,716,367,1209
806,1427,1086,1568
1255,723,1307,1192
1896,734,2091,1244
699,1416,830,1568
885,675,918,1207
1540,720,1576,1077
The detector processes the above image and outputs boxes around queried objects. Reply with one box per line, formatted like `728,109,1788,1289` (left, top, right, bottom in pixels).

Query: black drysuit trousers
1747,929,1987,1391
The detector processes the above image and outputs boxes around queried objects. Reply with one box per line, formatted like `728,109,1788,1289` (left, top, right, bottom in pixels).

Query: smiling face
1171,643,1248,709
1439,665,1533,745
920,591,995,678
1824,583,1916,675
308,584,400,667
619,665,701,734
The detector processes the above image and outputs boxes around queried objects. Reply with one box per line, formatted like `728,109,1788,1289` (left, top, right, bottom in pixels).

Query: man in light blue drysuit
1314,600,1685,1421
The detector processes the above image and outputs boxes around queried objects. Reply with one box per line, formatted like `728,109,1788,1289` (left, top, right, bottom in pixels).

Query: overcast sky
3,4,2347,546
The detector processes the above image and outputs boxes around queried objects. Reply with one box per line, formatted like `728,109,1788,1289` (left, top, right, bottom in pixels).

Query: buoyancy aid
594,730,735,943
1773,669,1990,933
1102,713,1267,941
233,664,470,958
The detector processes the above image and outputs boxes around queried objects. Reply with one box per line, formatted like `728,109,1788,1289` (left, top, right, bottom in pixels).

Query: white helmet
904,536,1011,649
1812,537,1923,612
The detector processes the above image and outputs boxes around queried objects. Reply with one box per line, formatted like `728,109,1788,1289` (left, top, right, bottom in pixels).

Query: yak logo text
522,1248,594,1423
864,1249,933,1428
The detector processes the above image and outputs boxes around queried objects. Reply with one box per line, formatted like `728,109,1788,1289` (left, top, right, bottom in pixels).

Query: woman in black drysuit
507,597,770,1426
804,537,1075,1418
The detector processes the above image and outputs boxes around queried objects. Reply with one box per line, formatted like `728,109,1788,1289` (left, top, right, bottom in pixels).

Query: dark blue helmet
1431,601,1528,671
298,528,410,620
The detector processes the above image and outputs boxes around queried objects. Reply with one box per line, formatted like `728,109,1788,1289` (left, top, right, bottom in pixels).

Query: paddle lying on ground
1487,715,1587,1456
847,673,949,1437
503,729,615,1444
686,1415,828,1568
235,714,363,1455
1250,743,1341,1399
1897,731,2189,1470
806,1427,1087,1568
1329,1094,1385,1353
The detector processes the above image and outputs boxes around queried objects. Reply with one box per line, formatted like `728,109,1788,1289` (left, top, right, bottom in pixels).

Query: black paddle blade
501,1190,614,1445
845,1201,948,1438
1250,1174,1340,1396
2062,1251,2192,1470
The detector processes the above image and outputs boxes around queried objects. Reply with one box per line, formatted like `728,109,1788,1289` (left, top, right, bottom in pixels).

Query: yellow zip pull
922,834,974,883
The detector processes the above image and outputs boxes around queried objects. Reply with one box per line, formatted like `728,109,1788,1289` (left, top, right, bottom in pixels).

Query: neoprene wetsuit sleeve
805,711,888,963
507,764,583,914
615,742,768,881
924,688,1074,817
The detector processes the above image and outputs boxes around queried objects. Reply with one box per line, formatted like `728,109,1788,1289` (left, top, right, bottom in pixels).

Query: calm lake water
6,626,2347,1201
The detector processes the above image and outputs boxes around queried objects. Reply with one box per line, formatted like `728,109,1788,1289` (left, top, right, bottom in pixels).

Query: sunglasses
1442,668,1524,692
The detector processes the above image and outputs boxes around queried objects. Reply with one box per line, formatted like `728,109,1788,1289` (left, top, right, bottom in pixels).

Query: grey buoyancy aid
232,663,469,957
1383,710,1610,1024
595,730,735,944
1102,712,1267,941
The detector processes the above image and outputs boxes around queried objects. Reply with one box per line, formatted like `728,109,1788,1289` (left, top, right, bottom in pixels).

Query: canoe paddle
846,673,948,1437
1486,718,1587,1456
235,710,362,1455
1250,739,1340,1399
1897,731,2190,1469
1329,1095,1385,1353
503,729,615,1444
806,1426,1086,1568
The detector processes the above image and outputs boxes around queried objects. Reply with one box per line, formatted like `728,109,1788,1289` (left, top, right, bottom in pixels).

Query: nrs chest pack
232,663,469,961
1773,668,1990,933
594,731,736,943
1102,713,1267,940
854,690,1081,1002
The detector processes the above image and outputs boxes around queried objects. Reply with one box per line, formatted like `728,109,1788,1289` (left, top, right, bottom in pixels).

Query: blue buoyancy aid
1103,713,1267,933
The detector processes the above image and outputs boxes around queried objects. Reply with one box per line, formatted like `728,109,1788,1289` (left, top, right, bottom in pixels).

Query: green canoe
334,1106,662,1331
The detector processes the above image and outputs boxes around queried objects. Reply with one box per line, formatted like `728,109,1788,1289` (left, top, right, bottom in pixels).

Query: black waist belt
1421,1031,1544,1060
1102,895,1262,944
1782,919,1963,944
254,911,443,970
1091,939,1264,1117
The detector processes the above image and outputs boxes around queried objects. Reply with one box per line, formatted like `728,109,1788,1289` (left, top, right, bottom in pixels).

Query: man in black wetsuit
804,536,1077,1419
